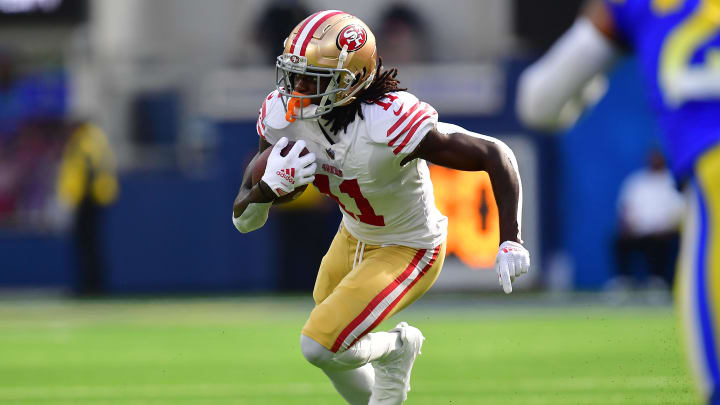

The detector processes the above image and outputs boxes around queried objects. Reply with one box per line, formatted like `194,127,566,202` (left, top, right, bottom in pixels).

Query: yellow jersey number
657,0,720,106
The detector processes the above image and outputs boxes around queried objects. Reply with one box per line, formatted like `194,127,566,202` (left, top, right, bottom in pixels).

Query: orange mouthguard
285,92,311,122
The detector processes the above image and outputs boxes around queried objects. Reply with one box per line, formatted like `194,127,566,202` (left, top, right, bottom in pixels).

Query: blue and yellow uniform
605,0,720,401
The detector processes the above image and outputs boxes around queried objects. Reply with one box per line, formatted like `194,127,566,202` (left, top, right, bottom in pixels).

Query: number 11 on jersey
313,174,386,226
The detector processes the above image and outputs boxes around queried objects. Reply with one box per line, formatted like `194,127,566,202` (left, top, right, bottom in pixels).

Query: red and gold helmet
276,10,377,120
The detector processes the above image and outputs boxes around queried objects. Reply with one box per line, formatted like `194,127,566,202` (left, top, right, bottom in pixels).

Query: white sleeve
516,17,620,131
367,92,438,164
257,90,290,144
232,202,272,233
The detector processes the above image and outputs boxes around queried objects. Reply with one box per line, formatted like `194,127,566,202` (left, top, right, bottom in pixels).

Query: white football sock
323,365,374,405
301,333,403,404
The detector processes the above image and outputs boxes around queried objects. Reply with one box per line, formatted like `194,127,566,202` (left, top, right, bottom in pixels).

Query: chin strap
285,91,311,122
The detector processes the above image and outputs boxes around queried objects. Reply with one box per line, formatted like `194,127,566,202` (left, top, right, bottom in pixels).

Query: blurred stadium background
0,0,695,403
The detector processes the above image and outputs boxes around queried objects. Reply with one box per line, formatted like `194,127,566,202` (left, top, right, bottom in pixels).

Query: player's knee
300,334,334,368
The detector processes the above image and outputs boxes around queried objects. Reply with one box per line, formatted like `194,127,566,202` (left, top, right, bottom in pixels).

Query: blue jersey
604,0,720,179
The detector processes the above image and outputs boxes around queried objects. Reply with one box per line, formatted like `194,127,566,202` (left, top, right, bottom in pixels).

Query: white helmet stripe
289,11,320,55
291,10,344,56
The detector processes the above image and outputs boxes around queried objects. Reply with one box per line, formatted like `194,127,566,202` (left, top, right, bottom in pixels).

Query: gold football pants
302,225,446,352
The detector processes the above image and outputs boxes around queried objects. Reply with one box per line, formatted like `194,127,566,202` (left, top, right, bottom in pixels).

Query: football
252,141,310,204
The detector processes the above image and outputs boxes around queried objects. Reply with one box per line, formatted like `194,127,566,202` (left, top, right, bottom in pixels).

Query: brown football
251,141,310,204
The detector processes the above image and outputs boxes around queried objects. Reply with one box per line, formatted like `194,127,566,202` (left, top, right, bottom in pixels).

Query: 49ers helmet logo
337,24,367,52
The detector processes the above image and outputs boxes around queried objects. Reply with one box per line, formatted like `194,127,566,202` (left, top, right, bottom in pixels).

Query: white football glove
494,241,530,294
261,137,316,197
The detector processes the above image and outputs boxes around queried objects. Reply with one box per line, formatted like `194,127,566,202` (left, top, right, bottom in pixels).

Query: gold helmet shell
276,10,378,120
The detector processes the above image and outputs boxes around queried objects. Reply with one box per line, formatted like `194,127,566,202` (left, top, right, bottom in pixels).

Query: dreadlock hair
323,57,407,134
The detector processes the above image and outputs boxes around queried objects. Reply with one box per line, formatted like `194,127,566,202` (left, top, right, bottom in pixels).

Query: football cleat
370,322,425,404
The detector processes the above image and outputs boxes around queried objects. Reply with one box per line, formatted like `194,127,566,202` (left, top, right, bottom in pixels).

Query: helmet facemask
275,47,359,121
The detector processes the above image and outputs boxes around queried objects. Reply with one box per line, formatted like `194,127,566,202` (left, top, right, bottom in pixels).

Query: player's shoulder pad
256,90,290,140
364,91,438,156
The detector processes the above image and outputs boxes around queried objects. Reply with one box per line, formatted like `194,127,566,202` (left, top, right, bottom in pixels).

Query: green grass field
0,295,699,404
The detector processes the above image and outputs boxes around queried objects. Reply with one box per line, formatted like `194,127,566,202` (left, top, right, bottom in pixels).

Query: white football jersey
257,90,447,249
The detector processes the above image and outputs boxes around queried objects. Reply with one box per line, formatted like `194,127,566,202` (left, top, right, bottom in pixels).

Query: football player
233,10,531,405
516,1,720,404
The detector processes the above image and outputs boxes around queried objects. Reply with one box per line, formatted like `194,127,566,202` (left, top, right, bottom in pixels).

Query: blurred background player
609,148,683,301
516,0,720,403
252,0,311,66
56,123,119,296
375,4,430,65
232,10,530,405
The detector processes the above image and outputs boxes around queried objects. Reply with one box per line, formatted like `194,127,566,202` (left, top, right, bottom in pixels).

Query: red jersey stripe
260,99,267,131
393,114,434,155
386,101,420,138
388,105,433,147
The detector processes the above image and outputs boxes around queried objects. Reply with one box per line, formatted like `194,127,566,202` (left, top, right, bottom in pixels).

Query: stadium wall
0,57,661,293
